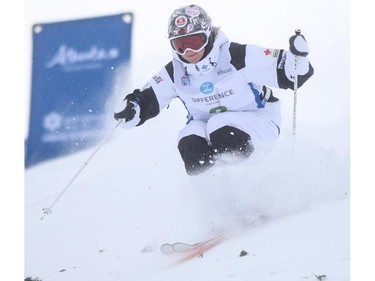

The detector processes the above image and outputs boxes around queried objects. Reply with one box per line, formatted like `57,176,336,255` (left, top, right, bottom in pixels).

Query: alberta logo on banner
25,13,133,168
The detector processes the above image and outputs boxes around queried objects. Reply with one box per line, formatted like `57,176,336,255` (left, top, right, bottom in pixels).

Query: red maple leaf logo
264,49,271,55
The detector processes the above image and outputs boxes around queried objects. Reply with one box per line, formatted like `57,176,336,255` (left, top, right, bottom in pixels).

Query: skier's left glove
284,31,310,81
114,95,141,129
289,31,309,57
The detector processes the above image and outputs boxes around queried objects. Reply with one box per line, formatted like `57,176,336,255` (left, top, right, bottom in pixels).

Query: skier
114,4,314,175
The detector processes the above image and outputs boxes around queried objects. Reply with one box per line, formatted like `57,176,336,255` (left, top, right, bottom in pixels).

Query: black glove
114,91,141,129
289,29,309,57
114,99,137,121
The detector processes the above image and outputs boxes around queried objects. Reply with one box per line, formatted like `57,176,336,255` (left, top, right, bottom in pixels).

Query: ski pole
292,29,301,136
40,120,123,220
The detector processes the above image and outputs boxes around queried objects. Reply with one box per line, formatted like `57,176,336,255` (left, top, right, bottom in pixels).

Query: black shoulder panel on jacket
165,61,174,83
229,42,246,70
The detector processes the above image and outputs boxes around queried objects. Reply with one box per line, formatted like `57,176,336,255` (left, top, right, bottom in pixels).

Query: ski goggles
170,33,208,56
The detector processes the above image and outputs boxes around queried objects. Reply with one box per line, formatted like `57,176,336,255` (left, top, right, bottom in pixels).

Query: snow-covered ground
24,128,350,280
4,0,371,279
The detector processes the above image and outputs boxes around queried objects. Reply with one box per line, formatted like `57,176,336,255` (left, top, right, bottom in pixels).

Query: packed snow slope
25,0,350,280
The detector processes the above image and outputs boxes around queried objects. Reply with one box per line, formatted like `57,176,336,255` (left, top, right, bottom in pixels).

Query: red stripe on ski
174,235,225,264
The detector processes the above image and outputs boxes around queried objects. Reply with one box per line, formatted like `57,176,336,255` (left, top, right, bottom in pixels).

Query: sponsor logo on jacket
217,68,232,76
153,75,163,84
264,48,280,58
200,82,214,94
181,74,191,86
192,89,235,103
278,52,287,69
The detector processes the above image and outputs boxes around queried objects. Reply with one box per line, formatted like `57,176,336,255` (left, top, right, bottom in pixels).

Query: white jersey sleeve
229,43,313,90
141,62,178,111
243,44,281,88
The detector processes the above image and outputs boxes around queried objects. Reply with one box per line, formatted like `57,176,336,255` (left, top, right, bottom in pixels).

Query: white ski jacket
127,30,313,126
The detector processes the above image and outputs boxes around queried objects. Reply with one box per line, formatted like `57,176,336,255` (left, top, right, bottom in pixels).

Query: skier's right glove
114,95,141,129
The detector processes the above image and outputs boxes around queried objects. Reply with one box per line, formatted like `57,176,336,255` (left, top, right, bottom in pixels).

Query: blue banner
25,13,133,168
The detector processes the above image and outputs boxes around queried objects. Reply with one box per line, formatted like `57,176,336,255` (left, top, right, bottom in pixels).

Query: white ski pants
177,101,281,147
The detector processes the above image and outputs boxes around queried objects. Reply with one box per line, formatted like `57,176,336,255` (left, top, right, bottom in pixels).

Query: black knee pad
178,135,216,175
209,126,254,158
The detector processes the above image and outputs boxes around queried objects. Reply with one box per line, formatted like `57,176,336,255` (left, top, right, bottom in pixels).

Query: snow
24,128,350,280
10,0,372,280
